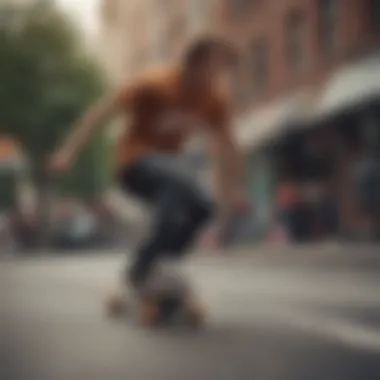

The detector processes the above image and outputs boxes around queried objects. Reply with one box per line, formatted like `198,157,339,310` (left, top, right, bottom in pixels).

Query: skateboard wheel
185,301,206,328
138,299,160,327
105,292,127,318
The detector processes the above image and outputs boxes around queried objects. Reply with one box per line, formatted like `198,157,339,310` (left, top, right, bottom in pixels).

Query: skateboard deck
105,269,205,328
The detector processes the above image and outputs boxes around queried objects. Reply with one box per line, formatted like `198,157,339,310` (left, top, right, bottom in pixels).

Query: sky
55,0,100,36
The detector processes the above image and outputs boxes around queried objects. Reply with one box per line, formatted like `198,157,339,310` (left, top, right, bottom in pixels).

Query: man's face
196,51,232,84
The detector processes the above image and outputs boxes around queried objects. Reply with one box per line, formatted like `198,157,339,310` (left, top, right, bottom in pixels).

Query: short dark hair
183,36,238,68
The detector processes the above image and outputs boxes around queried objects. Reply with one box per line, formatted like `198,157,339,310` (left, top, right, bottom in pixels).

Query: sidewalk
3,242,380,268
219,241,378,256
208,242,380,270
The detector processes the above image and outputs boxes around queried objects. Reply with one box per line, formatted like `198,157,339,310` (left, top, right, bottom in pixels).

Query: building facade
213,0,380,241
213,0,379,110
97,0,380,240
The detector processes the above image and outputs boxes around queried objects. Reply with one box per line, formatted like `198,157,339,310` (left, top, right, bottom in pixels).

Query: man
50,36,247,291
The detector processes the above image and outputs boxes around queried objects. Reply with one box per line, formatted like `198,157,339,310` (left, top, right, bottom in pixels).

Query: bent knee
191,193,214,224
174,179,215,224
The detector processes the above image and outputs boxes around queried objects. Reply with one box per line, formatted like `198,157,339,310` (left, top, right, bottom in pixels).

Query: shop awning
236,92,308,150
316,52,380,119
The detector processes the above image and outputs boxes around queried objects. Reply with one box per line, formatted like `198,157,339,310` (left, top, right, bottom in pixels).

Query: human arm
50,95,119,170
50,81,140,172
206,97,247,215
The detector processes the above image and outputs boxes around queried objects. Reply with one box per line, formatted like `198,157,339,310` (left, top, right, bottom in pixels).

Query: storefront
314,52,380,239
271,126,339,240
245,51,380,242
237,92,310,240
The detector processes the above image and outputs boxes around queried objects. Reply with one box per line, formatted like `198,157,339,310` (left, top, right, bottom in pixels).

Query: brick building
215,0,380,240
97,0,380,240
210,0,380,135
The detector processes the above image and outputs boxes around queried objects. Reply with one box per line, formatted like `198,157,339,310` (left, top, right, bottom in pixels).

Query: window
317,0,339,56
367,0,380,35
227,0,261,19
188,0,209,32
251,39,269,94
286,11,306,75
101,0,120,26
170,13,187,40
155,29,168,62
151,2,168,62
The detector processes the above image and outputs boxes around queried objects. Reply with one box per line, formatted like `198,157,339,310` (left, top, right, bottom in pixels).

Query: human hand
48,151,72,174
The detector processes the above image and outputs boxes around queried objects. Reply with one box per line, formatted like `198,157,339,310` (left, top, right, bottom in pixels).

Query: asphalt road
1,249,380,380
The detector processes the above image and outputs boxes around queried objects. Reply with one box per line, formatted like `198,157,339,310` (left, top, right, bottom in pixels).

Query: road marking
207,299,380,353
5,256,380,354
271,308,380,353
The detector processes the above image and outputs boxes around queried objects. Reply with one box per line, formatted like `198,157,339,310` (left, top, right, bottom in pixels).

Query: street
1,249,380,380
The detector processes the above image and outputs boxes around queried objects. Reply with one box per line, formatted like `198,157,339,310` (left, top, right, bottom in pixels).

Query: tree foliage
0,0,109,200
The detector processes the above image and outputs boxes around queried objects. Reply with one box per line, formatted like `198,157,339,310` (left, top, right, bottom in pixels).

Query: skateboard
105,269,206,328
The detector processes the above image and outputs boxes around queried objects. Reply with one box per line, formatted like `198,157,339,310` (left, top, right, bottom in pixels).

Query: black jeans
118,155,214,287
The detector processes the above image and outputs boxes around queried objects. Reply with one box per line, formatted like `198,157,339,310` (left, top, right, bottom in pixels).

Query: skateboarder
50,36,248,300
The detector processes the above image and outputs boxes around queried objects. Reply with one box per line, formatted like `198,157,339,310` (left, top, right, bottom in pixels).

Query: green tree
57,129,112,201
0,0,108,246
